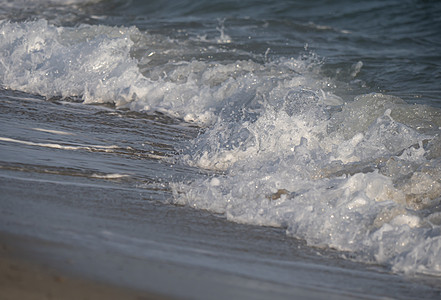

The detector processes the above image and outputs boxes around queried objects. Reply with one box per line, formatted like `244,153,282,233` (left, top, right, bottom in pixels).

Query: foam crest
0,20,142,104
173,91,441,275
0,20,325,125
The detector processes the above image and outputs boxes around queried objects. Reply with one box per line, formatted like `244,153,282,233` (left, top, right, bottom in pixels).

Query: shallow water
1,0,441,297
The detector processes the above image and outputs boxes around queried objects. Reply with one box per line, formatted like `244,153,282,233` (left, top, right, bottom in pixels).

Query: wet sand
0,234,167,300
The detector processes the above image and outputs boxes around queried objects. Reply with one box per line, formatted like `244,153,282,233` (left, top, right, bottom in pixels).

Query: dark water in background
1,0,441,298
117,0,441,106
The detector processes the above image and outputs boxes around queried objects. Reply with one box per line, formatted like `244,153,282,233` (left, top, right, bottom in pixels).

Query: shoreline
0,233,169,300
1,170,440,300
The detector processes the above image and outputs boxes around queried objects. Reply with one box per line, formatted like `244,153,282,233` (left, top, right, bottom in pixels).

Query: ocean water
1,0,441,297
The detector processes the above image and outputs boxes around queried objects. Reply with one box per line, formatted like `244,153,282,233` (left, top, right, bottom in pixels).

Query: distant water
1,0,441,280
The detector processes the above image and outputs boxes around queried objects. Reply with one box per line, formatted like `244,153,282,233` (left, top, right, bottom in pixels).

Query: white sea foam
0,20,327,125
1,20,441,276
172,102,441,276
0,20,146,109
172,93,441,275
